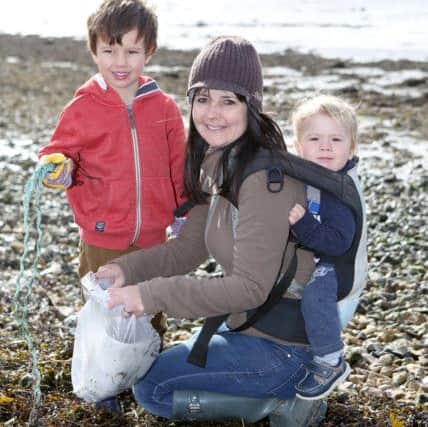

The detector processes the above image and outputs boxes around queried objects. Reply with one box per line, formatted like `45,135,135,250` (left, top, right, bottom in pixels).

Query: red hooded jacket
39,74,186,250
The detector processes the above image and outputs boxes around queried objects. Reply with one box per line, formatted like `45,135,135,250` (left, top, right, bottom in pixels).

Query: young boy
289,95,362,400
38,0,186,410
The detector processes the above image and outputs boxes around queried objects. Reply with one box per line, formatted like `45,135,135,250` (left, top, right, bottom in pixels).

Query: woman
97,36,325,424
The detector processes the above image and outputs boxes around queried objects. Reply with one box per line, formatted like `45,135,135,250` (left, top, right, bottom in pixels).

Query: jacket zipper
127,105,142,245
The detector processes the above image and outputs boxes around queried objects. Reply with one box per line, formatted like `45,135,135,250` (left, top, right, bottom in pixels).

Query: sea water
1,0,427,61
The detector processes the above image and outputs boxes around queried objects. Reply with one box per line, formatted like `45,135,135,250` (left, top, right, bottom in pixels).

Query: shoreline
1,33,428,146
2,32,428,70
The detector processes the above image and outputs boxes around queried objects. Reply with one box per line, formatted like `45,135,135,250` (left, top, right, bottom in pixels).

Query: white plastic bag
71,272,160,402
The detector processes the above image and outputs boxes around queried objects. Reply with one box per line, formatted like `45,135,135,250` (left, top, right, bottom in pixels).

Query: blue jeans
133,328,312,419
301,263,343,357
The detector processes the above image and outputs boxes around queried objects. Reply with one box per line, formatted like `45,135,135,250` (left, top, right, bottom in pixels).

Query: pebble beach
0,34,427,426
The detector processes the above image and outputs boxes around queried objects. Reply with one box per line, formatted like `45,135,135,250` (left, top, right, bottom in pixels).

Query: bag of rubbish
71,272,160,402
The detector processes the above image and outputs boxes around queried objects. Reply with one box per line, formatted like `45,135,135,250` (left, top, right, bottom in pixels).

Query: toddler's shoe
95,396,121,413
296,356,351,400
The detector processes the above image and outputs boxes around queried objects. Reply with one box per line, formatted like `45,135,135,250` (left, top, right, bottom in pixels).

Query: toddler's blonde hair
292,95,358,153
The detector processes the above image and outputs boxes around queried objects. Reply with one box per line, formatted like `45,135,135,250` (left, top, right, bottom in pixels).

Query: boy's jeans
132,329,312,419
301,263,343,357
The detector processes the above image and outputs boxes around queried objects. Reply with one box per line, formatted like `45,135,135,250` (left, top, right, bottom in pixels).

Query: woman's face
192,88,248,148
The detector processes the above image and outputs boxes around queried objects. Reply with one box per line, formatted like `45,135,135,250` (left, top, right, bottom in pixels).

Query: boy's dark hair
184,91,287,204
87,0,158,55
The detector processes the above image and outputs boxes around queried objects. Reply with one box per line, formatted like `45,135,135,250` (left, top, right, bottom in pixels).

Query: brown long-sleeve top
115,148,315,342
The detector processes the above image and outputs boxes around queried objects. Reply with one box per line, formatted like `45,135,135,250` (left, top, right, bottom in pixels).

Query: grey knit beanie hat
187,36,263,111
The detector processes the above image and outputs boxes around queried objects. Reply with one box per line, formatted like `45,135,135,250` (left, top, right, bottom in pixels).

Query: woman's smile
192,88,248,147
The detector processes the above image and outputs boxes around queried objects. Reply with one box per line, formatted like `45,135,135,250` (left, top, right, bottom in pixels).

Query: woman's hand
107,285,144,317
288,203,305,225
95,264,125,288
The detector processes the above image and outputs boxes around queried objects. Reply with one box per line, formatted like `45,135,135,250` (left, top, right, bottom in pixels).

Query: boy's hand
288,203,305,225
96,264,126,288
40,153,74,190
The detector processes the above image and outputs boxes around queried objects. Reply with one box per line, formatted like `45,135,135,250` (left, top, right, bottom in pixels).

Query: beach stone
422,376,428,392
363,324,377,335
11,241,24,252
55,304,75,319
382,329,399,342
370,364,382,373
180,320,199,331
20,373,34,388
348,349,365,366
348,374,366,385
63,314,77,328
415,393,428,404
392,371,408,386
406,380,421,392
360,385,384,398
365,341,383,355
380,366,394,376
365,376,377,386
378,384,392,392
379,354,394,366
40,262,62,276
385,339,411,357
404,364,425,379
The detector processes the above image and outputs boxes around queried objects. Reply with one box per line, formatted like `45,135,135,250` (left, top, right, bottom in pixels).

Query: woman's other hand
107,285,144,317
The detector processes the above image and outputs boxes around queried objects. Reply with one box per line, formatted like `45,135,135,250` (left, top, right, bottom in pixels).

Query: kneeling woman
97,36,319,422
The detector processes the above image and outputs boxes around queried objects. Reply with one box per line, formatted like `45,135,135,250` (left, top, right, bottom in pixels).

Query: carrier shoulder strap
186,314,228,367
174,199,197,218
232,241,298,332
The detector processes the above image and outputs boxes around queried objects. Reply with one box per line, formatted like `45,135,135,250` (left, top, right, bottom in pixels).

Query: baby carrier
175,149,367,368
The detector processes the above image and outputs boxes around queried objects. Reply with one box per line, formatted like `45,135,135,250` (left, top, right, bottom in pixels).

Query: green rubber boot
172,390,327,426
269,396,327,426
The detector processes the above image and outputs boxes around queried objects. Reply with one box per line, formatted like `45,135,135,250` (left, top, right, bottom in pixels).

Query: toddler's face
295,112,352,171
91,28,151,104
